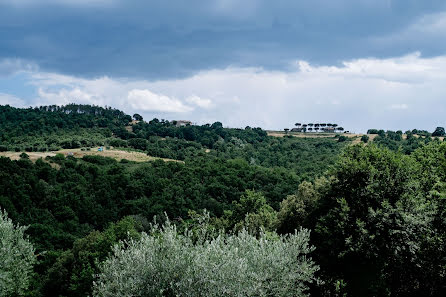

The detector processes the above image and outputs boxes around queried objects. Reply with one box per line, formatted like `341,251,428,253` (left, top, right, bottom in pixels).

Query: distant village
286,123,349,133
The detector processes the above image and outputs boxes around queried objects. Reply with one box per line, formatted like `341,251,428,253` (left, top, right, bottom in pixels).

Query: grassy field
0,147,180,163
267,130,376,139
267,131,443,145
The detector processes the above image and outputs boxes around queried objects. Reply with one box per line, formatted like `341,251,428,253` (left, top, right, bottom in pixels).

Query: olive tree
93,217,319,297
0,210,36,297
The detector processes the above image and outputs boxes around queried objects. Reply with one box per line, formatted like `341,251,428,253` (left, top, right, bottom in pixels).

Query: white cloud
9,51,446,132
27,74,195,114
128,89,192,113
186,95,214,109
295,52,440,83
0,93,26,107
36,87,105,106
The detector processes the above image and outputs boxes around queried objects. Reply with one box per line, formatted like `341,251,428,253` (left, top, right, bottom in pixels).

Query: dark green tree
132,113,143,121
432,127,445,137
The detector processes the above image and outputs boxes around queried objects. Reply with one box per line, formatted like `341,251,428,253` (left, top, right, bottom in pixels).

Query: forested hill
3,104,446,297
0,104,347,296
0,104,342,175
0,104,131,134
0,104,267,153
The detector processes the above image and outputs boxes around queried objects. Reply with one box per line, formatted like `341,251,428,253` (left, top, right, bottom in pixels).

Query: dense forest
1,104,446,296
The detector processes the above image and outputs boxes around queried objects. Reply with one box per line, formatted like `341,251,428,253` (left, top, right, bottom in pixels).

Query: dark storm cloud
1,0,446,79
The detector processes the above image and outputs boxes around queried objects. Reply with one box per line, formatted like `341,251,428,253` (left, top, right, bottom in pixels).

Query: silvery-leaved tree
0,209,36,297
93,215,319,297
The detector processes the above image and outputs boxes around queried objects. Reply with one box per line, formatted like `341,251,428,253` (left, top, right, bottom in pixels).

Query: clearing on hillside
0,147,180,163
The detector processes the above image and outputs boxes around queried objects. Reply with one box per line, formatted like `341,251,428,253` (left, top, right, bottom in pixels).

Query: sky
1,0,446,132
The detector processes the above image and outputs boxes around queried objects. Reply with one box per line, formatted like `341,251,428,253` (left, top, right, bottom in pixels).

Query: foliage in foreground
0,209,36,297
93,218,319,297
311,144,446,296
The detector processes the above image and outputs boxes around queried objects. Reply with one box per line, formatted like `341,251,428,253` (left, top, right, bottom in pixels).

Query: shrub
82,155,117,165
338,136,348,142
432,127,445,137
20,152,29,159
93,218,319,297
0,209,36,297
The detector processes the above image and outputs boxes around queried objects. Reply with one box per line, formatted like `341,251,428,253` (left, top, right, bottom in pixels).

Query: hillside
1,104,446,296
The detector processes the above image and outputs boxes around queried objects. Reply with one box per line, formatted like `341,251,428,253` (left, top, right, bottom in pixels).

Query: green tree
432,127,445,137
43,217,142,297
337,135,347,142
93,216,319,297
133,113,143,121
314,145,437,296
0,209,36,297
228,190,278,234
361,135,369,143
277,179,329,234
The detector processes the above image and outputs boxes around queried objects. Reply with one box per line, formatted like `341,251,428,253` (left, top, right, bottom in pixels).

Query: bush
82,155,117,165
0,209,36,297
338,135,348,142
432,127,445,137
93,218,319,297
20,152,29,159
108,139,128,148
361,135,369,143
53,153,66,162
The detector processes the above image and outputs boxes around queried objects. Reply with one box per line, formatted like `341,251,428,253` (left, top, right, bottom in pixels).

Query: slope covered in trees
1,104,446,296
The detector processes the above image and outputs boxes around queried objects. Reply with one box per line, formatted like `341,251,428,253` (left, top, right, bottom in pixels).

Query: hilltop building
174,120,192,127
291,128,305,132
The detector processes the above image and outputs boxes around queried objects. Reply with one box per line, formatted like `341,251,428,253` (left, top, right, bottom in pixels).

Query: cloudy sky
1,0,446,132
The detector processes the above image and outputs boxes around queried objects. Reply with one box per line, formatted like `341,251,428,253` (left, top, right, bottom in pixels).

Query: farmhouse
174,120,192,127
291,128,305,132
322,127,335,133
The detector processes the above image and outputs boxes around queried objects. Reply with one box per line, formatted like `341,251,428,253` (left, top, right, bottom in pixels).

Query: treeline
366,129,445,154
0,104,128,152
0,104,265,152
0,104,130,135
